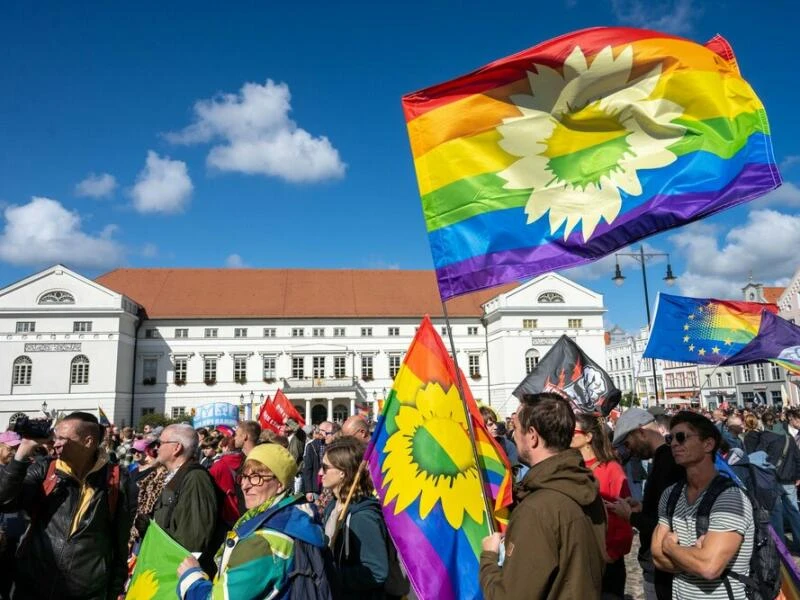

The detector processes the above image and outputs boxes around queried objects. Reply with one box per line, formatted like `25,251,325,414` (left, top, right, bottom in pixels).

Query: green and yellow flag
126,521,191,600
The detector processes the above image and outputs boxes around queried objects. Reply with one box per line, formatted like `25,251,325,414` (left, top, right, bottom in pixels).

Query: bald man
341,416,370,442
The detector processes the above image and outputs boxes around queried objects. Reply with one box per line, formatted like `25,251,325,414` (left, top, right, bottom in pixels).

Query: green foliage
619,391,639,408
138,412,187,429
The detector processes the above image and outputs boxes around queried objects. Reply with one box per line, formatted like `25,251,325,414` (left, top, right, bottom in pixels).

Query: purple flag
721,311,800,373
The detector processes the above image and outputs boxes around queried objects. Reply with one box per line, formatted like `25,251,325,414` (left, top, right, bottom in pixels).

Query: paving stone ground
624,535,646,600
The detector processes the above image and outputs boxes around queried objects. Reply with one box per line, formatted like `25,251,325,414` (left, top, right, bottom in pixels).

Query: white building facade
0,266,607,428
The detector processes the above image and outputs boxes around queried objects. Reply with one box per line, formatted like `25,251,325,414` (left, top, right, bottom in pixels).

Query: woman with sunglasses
177,443,327,599
321,437,391,599
571,412,634,599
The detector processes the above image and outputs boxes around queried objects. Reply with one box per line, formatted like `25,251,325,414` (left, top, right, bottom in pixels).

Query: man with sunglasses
652,412,754,600
613,407,684,600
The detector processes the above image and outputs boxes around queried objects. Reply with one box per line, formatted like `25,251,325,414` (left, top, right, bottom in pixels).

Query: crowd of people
0,397,798,599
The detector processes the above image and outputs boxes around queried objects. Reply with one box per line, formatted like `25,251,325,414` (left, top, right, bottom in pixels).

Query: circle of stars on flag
682,303,734,359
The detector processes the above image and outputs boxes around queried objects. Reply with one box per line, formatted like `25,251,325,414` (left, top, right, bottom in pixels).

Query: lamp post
239,393,245,420
41,400,48,416
249,390,255,421
612,245,677,406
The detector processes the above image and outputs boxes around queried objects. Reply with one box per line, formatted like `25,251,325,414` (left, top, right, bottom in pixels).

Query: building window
143,358,157,385
468,354,481,378
538,292,564,303
313,356,325,379
312,328,325,337
71,355,90,385
361,355,373,380
141,407,155,417
525,349,540,374
334,356,346,379
262,356,276,380
726,372,734,386
361,327,373,337
716,372,723,387
741,366,752,382
292,356,305,379
204,358,217,384
333,327,345,337
755,362,765,381
15,321,35,333
234,328,248,338
333,404,349,422
389,354,401,379
772,390,783,405
388,327,400,337
771,363,781,379
12,356,32,385
625,357,630,369
204,328,218,338
171,406,186,419
233,356,247,383
568,319,582,328
38,290,74,304
175,328,189,338
144,328,159,338
742,391,755,404
174,358,187,384
522,319,537,329
263,328,276,337
73,321,92,333
468,326,479,336
292,328,304,338
440,326,450,337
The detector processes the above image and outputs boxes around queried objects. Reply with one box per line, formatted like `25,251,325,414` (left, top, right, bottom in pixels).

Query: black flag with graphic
513,335,621,416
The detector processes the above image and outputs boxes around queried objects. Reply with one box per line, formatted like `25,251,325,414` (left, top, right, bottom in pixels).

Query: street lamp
41,400,48,415
612,245,678,406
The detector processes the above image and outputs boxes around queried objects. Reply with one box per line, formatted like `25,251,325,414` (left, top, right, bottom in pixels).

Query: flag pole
442,300,496,535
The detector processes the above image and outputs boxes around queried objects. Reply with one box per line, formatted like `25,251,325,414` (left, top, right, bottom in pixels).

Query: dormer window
38,290,75,304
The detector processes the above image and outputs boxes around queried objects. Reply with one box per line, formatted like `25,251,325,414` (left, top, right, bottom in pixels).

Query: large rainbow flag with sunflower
366,316,513,600
403,26,780,300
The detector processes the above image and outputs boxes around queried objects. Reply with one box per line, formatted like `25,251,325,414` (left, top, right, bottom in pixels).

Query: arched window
537,292,564,303
12,356,32,385
525,349,540,374
333,404,349,423
71,355,90,385
38,290,75,304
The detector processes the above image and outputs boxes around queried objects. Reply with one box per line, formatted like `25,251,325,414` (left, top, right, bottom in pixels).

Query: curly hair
324,436,374,500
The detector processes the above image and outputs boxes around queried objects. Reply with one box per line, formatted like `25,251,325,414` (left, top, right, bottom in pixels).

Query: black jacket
743,430,800,483
302,439,324,494
0,453,135,600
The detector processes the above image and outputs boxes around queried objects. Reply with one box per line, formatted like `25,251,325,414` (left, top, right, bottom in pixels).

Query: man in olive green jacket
480,393,606,599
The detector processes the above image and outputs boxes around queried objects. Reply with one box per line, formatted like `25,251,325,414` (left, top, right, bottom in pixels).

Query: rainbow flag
366,316,513,600
722,310,800,375
644,293,778,364
98,406,111,427
403,27,781,300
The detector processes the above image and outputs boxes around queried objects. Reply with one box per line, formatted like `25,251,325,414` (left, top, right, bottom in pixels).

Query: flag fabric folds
644,293,778,364
257,396,284,434
272,389,306,427
722,311,800,374
402,26,781,300
513,335,620,415
366,316,513,600
126,521,190,600
98,406,111,427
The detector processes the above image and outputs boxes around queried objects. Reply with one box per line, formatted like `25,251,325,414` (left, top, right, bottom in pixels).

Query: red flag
273,389,306,427
257,396,283,434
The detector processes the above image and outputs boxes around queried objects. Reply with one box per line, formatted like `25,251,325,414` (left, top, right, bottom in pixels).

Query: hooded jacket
0,452,135,600
324,496,390,600
479,449,606,600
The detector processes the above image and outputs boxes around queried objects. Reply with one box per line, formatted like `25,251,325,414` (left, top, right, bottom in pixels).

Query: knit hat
246,443,298,488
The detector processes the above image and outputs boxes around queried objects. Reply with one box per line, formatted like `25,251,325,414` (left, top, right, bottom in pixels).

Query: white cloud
0,197,124,268
365,258,400,270
74,172,117,199
781,155,800,171
669,209,800,298
141,243,158,258
752,181,800,208
225,253,247,268
610,0,699,35
130,151,193,214
166,80,346,183
564,241,666,281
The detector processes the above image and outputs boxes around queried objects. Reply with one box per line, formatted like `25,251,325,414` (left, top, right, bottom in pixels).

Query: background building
0,265,607,428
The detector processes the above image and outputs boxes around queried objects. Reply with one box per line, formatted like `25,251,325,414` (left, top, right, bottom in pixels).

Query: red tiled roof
763,287,785,304
96,269,517,319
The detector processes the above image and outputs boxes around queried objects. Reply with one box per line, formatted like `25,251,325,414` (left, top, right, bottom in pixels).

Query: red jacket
586,458,633,562
209,451,244,526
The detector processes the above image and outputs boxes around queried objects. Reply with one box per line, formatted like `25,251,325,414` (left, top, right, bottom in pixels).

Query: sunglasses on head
665,431,699,445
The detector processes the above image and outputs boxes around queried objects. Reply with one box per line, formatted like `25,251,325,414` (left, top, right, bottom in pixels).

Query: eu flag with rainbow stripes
403,27,781,300
644,293,778,364
366,316,513,600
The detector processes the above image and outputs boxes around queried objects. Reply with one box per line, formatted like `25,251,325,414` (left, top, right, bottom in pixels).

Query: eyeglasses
574,428,587,435
236,472,276,486
321,463,337,473
320,430,334,437
665,432,700,445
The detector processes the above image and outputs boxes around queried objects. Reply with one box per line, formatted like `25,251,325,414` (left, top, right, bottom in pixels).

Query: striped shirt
658,480,753,599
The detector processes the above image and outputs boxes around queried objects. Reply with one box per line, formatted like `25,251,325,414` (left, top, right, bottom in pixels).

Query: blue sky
1,0,798,331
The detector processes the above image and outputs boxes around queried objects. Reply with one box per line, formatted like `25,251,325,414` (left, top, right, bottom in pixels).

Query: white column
305,399,311,425
350,398,356,417
327,398,333,421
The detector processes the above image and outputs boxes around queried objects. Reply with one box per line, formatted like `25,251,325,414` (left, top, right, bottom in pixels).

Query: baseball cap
612,407,655,446
132,437,157,453
0,431,22,447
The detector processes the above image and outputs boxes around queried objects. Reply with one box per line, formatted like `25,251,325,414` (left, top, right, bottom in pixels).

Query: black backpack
283,537,336,600
666,474,780,600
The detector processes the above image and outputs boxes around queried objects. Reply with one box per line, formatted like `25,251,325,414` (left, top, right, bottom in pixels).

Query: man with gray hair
151,424,218,572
